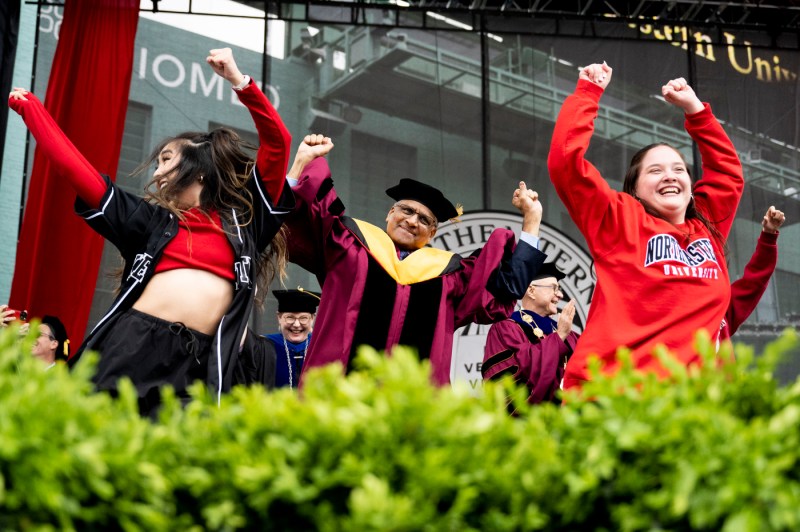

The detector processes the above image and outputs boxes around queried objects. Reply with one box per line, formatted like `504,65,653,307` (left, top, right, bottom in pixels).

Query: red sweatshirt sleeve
547,80,618,246
234,81,291,204
684,104,744,239
726,230,778,335
8,92,106,208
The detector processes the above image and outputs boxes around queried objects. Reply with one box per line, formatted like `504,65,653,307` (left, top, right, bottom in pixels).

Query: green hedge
0,324,799,531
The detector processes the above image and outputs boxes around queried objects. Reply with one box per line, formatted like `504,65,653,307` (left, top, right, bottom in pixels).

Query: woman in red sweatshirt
547,62,744,389
8,48,293,415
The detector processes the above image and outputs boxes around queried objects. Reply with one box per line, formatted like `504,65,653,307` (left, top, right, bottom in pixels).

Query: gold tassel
449,203,464,223
297,286,322,301
63,339,70,356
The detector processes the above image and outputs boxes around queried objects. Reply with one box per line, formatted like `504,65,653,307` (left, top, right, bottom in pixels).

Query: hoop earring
198,175,204,183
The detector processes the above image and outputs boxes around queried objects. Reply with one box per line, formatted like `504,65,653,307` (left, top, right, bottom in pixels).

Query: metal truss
258,0,800,33
391,0,800,30
26,1,800,35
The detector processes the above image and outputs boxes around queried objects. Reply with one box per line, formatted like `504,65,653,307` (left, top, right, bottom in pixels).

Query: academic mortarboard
273,289,321,313
41,315,70,361
530,262,566,282
385,178,460,223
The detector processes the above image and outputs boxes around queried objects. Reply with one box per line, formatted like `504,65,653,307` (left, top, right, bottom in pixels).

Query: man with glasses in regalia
284,134,548,387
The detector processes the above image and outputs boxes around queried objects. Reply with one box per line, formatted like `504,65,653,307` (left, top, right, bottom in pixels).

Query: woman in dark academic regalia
482,262,578,404
267,289,321,389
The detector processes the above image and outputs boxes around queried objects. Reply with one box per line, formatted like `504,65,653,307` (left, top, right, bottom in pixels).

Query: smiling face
524,276,562,317
629,145,692,224
278,312,314,343
385,200,437,251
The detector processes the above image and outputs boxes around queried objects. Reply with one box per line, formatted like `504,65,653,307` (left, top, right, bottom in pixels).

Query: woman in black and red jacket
9,48,293,415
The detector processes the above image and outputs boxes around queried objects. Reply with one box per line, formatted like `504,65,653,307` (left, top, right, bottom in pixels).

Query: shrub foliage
0,325,798,531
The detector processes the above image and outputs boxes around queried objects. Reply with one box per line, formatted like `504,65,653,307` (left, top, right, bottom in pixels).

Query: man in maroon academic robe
285,135,547,386
482,262,579,404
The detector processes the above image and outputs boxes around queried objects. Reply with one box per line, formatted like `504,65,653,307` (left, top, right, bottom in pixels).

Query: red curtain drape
10,0,139,351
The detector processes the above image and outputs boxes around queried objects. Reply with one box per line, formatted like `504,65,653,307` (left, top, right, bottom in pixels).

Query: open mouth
158,179,168,190
658,186,681,196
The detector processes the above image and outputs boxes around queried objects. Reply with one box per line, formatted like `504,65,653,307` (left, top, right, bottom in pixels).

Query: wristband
232,75,251,91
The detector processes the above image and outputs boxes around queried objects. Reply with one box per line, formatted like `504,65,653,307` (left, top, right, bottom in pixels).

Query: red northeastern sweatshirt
548,80,744,388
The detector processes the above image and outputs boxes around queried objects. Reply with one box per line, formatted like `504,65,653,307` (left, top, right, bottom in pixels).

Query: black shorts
92,308,214,416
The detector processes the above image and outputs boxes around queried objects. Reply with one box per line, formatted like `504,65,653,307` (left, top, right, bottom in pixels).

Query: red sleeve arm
8,92,106,208
547,80,619,245
726,231,778,335
685,104,745,239
234,81,291,204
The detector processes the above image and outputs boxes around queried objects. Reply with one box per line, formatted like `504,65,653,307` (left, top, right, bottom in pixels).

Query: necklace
282,335,310,389
519,309,556,339
519,309,569,372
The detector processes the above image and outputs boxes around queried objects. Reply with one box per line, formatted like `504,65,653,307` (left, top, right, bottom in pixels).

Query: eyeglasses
393,203,437,228
281,315,312,325
530,283,563,295
38,332,55,340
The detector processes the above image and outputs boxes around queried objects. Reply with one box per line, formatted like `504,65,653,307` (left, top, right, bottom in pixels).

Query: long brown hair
622,143,726,253
128,127,287,304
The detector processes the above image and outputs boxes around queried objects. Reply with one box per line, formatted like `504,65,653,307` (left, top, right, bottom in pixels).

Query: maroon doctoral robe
483,311,579,404
287,158,541,386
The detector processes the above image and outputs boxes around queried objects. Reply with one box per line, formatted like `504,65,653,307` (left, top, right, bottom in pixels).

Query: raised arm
206,48,291,204
487,181,547,300
8,89,106,208
512,181,542,237
287,134,335,182
726,207,784,335
283,135,338,276
665,78,744,238
547,63,619,242
661,77,704,115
